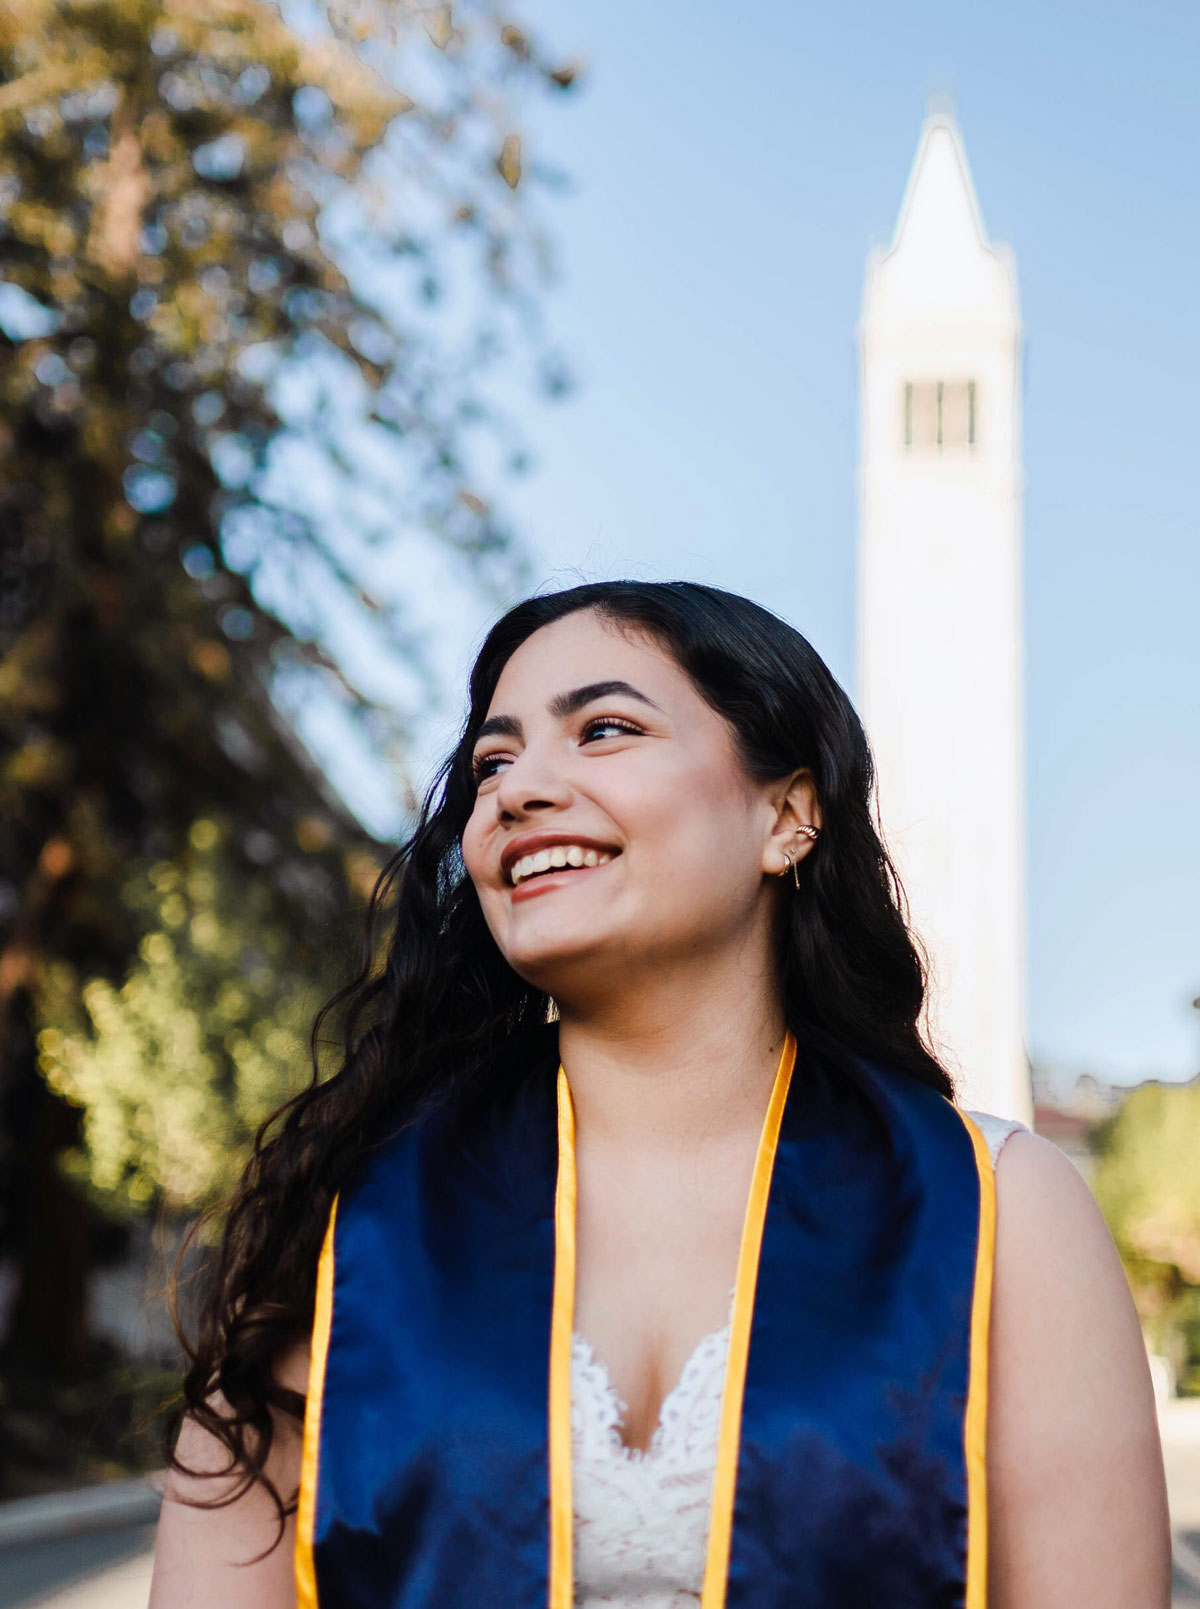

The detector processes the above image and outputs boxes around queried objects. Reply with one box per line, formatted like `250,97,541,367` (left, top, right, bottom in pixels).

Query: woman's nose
493,745,573,819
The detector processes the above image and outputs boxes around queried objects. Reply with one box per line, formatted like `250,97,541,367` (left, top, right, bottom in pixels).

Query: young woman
150,581,1170,1609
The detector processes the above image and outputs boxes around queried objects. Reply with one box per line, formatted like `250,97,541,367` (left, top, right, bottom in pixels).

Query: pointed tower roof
894,114,987,255
862,112,1019,333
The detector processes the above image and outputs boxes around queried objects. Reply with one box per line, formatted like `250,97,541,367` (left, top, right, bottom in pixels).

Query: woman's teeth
510,846,613,886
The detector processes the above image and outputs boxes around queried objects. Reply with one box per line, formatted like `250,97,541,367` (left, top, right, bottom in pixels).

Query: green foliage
0,0,575,1365
1092,1078,1200,1323
35,816,336,1213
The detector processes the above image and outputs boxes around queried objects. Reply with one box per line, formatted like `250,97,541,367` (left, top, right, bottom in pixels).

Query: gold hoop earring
779,852,800,890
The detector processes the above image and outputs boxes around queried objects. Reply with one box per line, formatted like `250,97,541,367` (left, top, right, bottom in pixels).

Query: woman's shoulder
985,1120,1115,1264
980,1116,1171,1600
960,1106,1030,1168
959,1111,1128,1318
962,1109,1104,1247
981,1122,1145,1400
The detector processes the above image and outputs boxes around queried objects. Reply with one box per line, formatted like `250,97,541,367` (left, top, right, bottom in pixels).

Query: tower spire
857,115,1030,1121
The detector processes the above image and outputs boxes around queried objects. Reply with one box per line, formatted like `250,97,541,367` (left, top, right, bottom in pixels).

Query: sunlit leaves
35,818,330,1214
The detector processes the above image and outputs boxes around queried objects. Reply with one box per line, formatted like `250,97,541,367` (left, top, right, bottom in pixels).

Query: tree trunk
1,985,91,1377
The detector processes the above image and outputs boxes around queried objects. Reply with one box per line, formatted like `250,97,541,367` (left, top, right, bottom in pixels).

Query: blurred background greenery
1092,1081,1200,1398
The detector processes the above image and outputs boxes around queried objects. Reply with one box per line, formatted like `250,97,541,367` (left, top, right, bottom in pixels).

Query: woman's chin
506,928,627,998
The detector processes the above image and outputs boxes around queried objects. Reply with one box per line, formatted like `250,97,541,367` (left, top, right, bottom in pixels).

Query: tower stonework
858,113,1031,1121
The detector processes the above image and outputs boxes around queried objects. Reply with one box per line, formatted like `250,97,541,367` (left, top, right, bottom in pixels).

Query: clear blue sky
358,0,1199,1085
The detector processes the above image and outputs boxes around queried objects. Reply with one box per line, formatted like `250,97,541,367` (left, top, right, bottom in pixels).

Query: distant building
1033,1064,1199,1182
1031,1101,1097,1180
858,111,1031,1123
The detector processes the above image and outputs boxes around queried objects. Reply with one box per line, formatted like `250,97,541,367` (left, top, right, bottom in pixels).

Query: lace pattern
571,1318,729,1607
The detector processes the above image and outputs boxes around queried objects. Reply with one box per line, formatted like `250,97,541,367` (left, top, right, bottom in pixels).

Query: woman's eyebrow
547,680,663,719
475,680,663,743
475,713,522,741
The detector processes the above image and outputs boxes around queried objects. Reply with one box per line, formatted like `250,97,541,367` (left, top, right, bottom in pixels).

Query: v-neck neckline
547,1033,797,1609
570,1312,733,1460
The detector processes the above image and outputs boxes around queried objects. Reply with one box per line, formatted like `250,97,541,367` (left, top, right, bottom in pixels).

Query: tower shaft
858,115,1030,1120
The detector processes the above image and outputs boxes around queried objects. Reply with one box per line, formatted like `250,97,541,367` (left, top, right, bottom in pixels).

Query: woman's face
460,610,801,1007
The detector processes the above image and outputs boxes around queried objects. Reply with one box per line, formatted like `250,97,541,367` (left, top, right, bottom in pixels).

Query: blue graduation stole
295,1032,994,1609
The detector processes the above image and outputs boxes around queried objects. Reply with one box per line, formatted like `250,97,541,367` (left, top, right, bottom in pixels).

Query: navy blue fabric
313,1046,981,1608
727,1058,979,1609
313,1059,560,1609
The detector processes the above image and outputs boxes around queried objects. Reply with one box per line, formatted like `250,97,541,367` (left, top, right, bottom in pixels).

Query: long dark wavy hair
169,579,950,1528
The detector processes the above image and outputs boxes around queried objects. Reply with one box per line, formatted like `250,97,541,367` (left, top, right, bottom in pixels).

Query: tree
0,0,575,1420
37,815,334,1217
1091,1076,1200,1386
1092,1078,1200,1290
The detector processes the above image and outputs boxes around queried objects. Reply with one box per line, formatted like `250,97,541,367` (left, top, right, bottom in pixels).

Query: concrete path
0,1524,155,1609
1167,1400,1200,1605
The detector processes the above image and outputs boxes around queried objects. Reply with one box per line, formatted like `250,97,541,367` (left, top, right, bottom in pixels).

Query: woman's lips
503,839,619,885
509,859,614,902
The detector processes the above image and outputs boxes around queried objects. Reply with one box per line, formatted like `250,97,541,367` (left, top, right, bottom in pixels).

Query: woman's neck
556,968,787,1155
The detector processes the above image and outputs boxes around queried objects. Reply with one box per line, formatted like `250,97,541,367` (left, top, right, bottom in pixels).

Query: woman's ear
762,769,823,878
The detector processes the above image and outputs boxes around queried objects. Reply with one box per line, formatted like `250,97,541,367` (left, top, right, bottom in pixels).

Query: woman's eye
580,716,643,743
472,719,641,783
471,752,510,783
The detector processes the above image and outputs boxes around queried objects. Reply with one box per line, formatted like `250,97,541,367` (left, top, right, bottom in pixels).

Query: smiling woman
150,582,1171,1609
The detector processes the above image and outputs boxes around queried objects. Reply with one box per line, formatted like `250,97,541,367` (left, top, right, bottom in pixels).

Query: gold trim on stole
955,1110,997,1609
547,1068,578,1609
295,1197,339,1609
547,1034,796,1609
700,1032,796,1609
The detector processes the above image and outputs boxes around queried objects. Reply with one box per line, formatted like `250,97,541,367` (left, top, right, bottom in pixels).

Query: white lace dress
570,1110,1026,1608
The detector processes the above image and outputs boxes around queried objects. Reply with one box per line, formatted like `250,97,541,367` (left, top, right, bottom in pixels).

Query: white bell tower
858,112,1031,1121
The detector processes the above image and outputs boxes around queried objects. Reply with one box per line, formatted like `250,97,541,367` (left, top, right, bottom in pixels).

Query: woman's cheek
460,828,488,893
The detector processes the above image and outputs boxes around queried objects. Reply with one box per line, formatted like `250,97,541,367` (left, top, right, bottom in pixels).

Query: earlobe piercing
779,827,820,888
779,852,801,890
795,826,821,884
